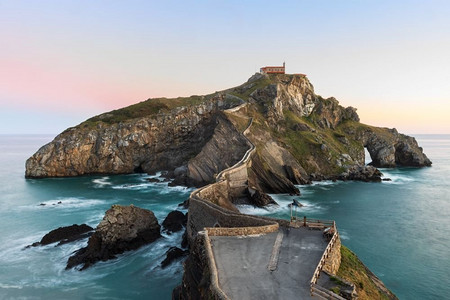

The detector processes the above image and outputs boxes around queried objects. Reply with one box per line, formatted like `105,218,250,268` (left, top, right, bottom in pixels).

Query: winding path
188,102,342,299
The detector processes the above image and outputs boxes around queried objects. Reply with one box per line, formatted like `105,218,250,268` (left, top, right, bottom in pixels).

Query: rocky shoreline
24,73,430,299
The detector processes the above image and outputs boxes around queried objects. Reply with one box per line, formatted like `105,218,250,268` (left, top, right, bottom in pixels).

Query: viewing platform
199,219,343,300
185,103,345,299
211,226,326,299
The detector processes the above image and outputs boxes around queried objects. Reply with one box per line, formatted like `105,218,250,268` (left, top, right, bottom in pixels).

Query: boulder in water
26,224,93,248
338,165,383,182
248,188,278,207
66,204,161,270
161,247,188,269
162,210,187,234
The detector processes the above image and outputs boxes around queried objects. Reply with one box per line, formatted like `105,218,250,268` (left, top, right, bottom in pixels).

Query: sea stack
66,205,161,270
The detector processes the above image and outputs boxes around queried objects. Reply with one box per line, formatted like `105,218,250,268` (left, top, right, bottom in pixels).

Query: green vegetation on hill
75,78,261,130
76,73,285,129
228,74,272,101
79,95,208,128
338,246,397,300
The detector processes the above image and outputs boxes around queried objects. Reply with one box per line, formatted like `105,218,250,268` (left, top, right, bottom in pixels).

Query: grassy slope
77,95,209,129
77,74,273,130
245,76,365,175
338,246,397,300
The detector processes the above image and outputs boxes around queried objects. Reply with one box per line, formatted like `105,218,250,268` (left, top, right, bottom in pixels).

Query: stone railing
310,221,345,300
216,117,255,182
187,104,344,299
186,103,284,299
201,230,230,300
206,223,279,237
199,222,279,300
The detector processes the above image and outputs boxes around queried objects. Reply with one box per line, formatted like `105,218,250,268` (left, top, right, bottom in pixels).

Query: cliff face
25,96,244,184
238,74,430,185
182,115,249,187
26,73,431,188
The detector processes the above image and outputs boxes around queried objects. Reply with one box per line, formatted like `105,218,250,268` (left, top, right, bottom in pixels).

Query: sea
0,134,449,300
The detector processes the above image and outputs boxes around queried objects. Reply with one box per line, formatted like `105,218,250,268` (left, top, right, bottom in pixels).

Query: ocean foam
158,185,192,194
339,230,350,240
19,198,106,211
112,183,151,190
0,283,23,289
237,198,324,216
92,176,112,187
380,170,415,185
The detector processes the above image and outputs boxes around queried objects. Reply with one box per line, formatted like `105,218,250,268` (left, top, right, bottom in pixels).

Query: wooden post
303,216,307,227
290,204,293,222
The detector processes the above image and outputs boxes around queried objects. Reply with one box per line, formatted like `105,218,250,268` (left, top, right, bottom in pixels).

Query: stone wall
206,223,279,237
223,163,249,200
323,234,342,275
175,232,229,300
186,197,278,242
196,181,235,212
202,231,229,300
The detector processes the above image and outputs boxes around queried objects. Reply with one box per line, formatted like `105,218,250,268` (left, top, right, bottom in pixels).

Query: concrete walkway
210,227,328,299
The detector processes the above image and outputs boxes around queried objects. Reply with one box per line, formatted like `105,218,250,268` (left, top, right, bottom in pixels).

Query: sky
1,0,450,134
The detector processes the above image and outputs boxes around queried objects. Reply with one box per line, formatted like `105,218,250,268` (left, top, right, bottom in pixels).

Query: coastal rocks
162,210,187,234
66,205,161,270
27,224,93,247
338,165,383,182
174,233,214,299
313,97,360,129
247,188,278,207
25,72,431,195
248,153,300,195
161,247,188,269
284,165,311,185
395,136,432,167
249,74,318,125
352,127,432,168
25,97,235,179
182,115,250,186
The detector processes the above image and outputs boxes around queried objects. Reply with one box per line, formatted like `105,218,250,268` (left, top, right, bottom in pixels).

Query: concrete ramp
210,227,328,300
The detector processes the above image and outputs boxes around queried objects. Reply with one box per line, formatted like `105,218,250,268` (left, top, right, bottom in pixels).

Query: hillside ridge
26,73,431,189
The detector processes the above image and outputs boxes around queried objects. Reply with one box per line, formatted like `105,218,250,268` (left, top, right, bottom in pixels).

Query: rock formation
66,205,161,270
337,165,383,182
161,247,188,269
26,73,431,198
25,95,244,184
22,72,411,298
27,224,93,248
247,188,278,207
162,210,187,234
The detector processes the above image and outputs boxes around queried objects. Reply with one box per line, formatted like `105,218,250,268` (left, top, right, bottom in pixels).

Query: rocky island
26,73,430,299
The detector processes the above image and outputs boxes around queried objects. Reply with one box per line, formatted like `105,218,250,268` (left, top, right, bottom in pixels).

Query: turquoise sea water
0,134,449,299
0,135,192,299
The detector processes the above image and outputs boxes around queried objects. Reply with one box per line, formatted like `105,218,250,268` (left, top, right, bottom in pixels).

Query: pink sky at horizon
1,1,450,134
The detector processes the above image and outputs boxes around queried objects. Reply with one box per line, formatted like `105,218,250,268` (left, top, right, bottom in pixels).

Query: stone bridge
182,104,344,299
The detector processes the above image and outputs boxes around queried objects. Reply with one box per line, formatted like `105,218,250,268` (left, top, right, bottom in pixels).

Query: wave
380,169,415,185
339,230,350,241
85,211,107,227
0,283,23,289
310,181,339,187
15,198,106,212
112,181,192,195
237,196,325,216
236,204,280,215
92,176,112,187
112,183,151,190
158,185,192,194
146,172,164,180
